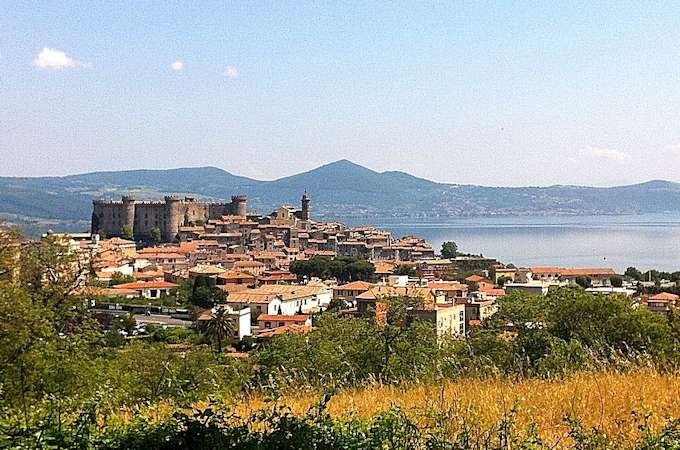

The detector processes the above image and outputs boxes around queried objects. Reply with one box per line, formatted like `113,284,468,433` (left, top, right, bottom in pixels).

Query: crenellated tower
231,194,248,216
163,196,181,242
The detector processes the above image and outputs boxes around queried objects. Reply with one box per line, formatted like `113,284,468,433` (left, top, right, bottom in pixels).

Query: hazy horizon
4,2,680,186
1,159,678,189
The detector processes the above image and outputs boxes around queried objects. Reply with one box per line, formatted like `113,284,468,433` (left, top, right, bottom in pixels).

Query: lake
343,214,680,273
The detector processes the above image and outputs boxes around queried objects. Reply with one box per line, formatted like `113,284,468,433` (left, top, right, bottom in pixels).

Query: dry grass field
231,370,680,446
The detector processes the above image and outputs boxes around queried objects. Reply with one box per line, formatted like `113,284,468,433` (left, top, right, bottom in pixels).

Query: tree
496,275,512,287
625,266,642,281
190,276,226,308
290,256,375,282
121,224,134,240
110,271,135,286
574,276,592,289
610,275,623,288
201,306,234,353
150,227,162,244
393,264,418,277
441,241,458,259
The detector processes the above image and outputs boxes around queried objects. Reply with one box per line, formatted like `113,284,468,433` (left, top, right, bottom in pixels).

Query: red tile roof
114,281,179,290
257,314,309,322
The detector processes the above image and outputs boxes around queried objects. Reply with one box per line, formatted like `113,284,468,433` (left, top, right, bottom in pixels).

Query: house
232,260,266,275
530,267,617,287
464,299,498,326
427,282,469,301
257,314,311,329
225,284,330,318
465,275,495,292
417,259,456,279
355,285,443,320
257,323,313,338
559,268,617,287
216,270,257,286
113,281,178,299
197,305,251,340
257,270,297,284
256,284,332,311
188,264,226,280
644,292,679,315
409,303,466,338
333,280,375,307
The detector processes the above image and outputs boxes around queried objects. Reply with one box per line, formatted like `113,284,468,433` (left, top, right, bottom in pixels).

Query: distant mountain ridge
1,160,680,235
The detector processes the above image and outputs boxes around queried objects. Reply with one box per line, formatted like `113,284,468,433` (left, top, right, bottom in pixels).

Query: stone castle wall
92,195,247,241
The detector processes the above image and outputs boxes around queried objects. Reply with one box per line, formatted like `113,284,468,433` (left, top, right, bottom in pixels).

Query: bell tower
301,191,311,221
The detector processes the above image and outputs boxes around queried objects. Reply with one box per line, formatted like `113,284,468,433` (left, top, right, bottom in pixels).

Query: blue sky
2,1,680,186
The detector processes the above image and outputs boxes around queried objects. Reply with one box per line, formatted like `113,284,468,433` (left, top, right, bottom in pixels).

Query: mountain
1,160,680,236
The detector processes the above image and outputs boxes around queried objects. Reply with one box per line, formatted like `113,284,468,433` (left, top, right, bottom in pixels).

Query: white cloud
32,48,82,69
171,60,184,71
224,65,239,78
581,145,630,162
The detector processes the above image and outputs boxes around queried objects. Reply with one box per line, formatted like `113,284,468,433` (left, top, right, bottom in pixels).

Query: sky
2,1,680,187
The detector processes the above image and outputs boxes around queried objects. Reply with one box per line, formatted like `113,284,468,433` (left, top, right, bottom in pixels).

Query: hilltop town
34,191,675,344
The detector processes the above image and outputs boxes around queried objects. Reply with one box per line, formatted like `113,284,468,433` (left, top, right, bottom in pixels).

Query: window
459,323,464,334
459,311,464,320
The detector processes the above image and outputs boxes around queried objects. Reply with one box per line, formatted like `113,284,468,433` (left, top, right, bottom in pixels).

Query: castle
91,193,312,242
92,195,249,241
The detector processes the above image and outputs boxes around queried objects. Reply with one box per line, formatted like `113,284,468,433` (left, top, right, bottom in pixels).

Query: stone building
91,195,248,242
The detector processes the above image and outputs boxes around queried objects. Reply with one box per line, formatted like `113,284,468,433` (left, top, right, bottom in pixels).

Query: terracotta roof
530,267,562,274
226,292,279,304
189,265,226,275
114,281,179,290
465,275,486,282
215,284,251,294
649,292,680,302
560,268,616,276
428,282,469,291
356,286,436,301
258,314,309,322
217,270,257,281
233,260,266,268
258,324,313,337
335,281,375,291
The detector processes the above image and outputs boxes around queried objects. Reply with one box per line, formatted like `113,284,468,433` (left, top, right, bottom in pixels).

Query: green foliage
150,226,162,244
441,241,458,259
496,275,512,287
200,306,235,353
190,276,226,308
5,396,680,449
110,271,135,286
289,255,375,282
610,274,623,288
574,275,591,289
625,266,643,280
121,224,134,240
393,264,418,277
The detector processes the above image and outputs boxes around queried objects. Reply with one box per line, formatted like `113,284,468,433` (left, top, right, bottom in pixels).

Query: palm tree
202,306,235,353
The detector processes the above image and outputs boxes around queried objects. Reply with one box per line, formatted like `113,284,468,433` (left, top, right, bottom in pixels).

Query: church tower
301,191,311,221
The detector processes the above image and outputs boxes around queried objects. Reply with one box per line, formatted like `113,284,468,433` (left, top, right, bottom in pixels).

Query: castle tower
121,195,136,237
301,191,311,221
163,196,181,242
231,194,248,216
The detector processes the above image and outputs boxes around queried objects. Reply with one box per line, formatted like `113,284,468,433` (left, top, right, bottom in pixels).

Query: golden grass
232,370,680,446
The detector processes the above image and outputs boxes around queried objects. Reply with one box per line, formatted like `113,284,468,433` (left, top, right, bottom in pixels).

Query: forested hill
1,160,680,233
